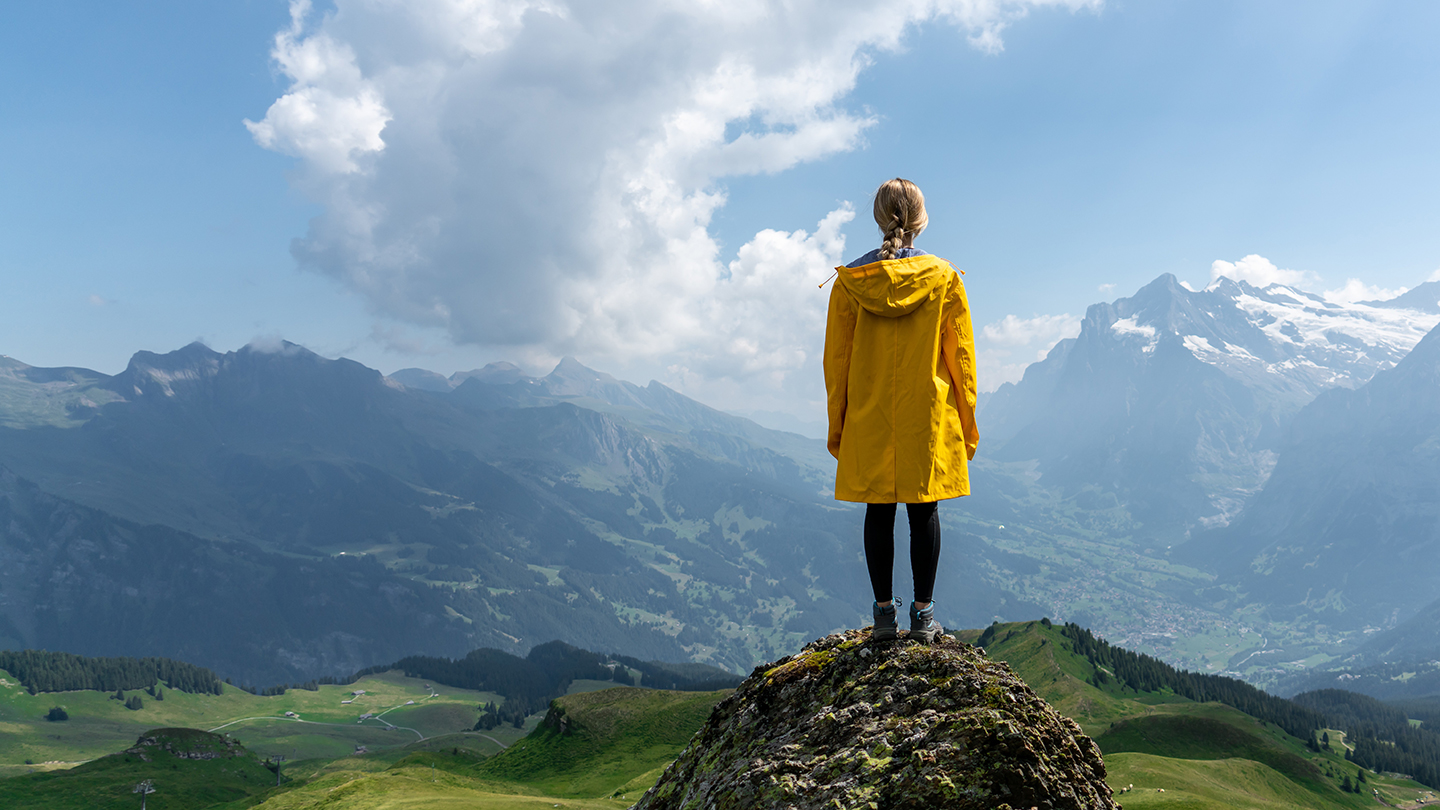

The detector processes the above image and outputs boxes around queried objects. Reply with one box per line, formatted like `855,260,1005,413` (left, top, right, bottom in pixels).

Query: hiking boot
909,601,940,643
872,600,900,641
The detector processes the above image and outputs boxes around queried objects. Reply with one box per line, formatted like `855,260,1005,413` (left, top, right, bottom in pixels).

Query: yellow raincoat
823,254,979,503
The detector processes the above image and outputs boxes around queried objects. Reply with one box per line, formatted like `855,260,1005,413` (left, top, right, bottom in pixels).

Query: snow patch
1183,335,1216,356
1110,317,1156,339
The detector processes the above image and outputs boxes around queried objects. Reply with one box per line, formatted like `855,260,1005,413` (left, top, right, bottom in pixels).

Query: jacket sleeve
823,278,857,460
940,273,980,461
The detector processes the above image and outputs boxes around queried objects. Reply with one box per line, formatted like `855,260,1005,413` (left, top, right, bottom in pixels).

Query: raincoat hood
835,255,955,318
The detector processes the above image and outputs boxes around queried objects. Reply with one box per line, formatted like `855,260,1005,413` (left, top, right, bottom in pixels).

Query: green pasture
477,687,727,800
230,763,629,810
0,728,279,810
5,622,1439,810
0,667,514,772
973,620,1438,810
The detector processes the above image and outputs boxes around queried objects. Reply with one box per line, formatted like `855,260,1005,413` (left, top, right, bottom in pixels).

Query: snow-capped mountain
1188,318,1440,632
1163,277,1439,406
981,274,1440,536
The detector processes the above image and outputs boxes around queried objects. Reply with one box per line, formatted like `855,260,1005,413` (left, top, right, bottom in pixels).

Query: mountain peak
239,338,320,358
128,341,222,367
547,356,611,382
1363,280,1440,314
387,367,455,392
116,342,225,397
457,361,530,385
635,629,1116,810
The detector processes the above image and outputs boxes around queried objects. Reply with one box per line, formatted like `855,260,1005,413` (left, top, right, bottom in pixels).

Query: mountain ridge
0,342,1042,683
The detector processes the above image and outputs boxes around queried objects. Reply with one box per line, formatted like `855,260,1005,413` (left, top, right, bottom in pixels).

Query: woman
823,178,979,643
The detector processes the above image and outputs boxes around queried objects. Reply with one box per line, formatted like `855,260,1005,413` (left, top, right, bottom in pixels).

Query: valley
5,271,1440,707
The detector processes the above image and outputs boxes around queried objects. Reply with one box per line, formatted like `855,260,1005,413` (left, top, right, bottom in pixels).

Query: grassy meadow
0,668,516,775
7,623,1440,809
964,620,1438,809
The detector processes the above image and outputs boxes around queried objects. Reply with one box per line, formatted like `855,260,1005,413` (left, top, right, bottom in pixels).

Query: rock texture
632,630,1116,810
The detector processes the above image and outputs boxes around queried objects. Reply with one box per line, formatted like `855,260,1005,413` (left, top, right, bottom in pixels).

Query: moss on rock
632,629,1117,810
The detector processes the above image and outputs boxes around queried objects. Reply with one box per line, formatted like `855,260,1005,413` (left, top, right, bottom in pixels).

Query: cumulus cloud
1429,267,1440,283
1324,278,1408,305
1097,283,1115,294
978,313,1080,390
244,1,390,174
1208,254,1317,290
247,0,1098,411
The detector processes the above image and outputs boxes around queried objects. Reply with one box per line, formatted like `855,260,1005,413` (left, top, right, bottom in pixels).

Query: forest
1293,689,1440,788
0,650,223,695
358,639,741,720
1047,622,1328,740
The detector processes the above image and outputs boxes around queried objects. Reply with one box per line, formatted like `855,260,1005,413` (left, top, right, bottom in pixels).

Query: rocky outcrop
124,728,248,763
632,630,1116,810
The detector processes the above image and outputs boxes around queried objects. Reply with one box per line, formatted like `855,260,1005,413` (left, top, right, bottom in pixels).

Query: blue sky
3,0,1438,425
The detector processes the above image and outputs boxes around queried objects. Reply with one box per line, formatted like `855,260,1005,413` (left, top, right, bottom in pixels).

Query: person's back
822,178,979,642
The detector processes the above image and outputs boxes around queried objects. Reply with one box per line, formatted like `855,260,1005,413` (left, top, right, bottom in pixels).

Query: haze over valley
4,270,1440,694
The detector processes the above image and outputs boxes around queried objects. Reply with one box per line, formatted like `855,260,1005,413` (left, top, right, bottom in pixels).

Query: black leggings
864,502,941,604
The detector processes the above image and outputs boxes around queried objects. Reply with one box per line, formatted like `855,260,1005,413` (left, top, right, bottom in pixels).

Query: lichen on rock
631,629,1117,810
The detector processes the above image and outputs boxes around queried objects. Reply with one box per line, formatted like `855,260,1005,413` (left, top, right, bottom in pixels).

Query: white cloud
978,313,1080,390
244,1,391,174
982,313,1080,348
1428,267,1440,283
87,294,111,307
1098,283,1116,294
1323,278,1407,305
1208,254,1317,290
247,0,1099,413
246,334,305,355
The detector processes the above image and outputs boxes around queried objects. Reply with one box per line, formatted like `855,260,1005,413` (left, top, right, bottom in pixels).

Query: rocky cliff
632,630,1116,810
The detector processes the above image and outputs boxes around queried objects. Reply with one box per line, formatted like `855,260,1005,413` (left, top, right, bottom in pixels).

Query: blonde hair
873,178,928,260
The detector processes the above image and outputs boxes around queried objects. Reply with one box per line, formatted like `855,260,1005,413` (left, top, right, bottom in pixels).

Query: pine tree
1341,775,1352,792
1322,731,1331,749
45,706,68,722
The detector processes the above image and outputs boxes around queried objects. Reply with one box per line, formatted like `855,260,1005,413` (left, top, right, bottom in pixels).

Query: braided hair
873,178,928,260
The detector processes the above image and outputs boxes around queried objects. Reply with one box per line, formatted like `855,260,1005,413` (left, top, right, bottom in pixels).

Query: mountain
982,274,1439,537
1187,321,1440,632
0,342,1036,683
1362,279,1440,313
1357,594,1440,662
0,467,489,684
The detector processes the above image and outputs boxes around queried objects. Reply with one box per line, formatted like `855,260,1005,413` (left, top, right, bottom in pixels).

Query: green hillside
477,687,729,800
0,727,278,810
963,620,1433,809
227,685,729,810
8,624,1440,810
0,667,515,774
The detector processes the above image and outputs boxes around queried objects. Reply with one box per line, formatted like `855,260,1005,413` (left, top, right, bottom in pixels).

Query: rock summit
632,629,1116,810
